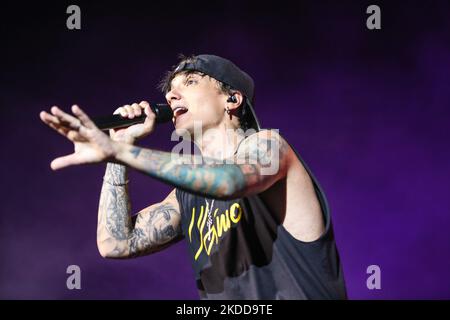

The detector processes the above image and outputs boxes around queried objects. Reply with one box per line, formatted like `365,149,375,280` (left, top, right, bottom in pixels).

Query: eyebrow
169,72,203,89
184,72,202,80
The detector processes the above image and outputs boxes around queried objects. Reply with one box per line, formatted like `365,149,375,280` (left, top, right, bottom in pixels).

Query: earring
225,107,232,119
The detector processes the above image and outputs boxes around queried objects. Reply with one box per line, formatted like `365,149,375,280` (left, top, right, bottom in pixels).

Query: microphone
92,103,173,131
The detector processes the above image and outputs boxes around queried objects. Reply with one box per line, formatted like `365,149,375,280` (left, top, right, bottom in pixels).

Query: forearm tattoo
127,147,245,198
103,163,128,186
97,164,181,258
124,132,289,199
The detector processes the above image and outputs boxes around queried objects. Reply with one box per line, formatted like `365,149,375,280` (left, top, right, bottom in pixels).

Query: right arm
97,163,182,259
96,101,183,259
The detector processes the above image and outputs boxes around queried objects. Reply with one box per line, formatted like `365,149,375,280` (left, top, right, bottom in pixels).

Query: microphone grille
153,103,173,123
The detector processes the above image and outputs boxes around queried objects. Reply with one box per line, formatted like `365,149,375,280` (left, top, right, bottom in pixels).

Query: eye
185,77,198,86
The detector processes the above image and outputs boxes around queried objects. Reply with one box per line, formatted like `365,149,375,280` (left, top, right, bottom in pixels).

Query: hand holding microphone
97,101,173,144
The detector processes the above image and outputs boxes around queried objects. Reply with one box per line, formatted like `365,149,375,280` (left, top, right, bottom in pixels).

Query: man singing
40,54,347,299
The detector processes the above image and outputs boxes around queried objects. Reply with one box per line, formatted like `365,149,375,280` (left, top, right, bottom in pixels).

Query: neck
193,122,245,160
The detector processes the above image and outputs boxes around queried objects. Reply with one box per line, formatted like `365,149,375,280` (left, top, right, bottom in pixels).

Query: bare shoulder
242,131,325,242
237,129,290,155
236,129,294,178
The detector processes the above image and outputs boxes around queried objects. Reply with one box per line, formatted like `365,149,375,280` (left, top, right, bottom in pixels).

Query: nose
165,87,182,106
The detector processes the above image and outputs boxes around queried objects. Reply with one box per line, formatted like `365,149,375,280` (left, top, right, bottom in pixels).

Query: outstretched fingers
40,110,83,141
71,104,97,129
40,111,67,135
50,106,82,131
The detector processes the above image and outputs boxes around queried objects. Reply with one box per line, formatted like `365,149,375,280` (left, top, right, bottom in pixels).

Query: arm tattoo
127,204,182,257
104,162,128,185
97,164,181,258
105,186,132,240
97,163,132,255
127,147,246,198
117,131,289,199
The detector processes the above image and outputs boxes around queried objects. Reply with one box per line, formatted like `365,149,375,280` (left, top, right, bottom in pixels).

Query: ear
226,91,244,112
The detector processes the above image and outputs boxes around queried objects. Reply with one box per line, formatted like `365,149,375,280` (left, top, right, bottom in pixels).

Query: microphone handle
93,103,173,131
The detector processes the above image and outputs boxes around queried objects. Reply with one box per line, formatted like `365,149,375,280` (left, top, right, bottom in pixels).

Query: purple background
2,0,450,299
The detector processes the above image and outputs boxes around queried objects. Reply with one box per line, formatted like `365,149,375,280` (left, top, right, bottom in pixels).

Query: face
165,72,227,135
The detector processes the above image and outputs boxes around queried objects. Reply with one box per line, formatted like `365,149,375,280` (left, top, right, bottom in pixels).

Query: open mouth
172,106,188,118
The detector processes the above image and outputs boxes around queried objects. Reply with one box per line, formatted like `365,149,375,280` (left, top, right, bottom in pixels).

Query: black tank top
175,134,347,300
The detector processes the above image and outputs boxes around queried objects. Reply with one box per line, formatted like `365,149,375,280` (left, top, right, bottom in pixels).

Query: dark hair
158,54,253,131
157,54,198,94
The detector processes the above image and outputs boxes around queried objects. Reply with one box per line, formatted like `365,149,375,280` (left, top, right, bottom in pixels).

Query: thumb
143,104,153,117
50,153,83,170
143,105,156,126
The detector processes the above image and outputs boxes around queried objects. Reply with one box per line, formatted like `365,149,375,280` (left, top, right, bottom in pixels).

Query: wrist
110,140,127,160
114,140,136,165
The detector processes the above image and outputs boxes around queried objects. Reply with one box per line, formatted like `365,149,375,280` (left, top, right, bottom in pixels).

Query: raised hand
40,105,118,170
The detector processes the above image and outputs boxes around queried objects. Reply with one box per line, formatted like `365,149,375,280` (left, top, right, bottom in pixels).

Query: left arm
113,130,291,200
40,105,292,200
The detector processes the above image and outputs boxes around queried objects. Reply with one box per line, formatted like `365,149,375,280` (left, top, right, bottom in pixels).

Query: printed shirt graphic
175,145,347,300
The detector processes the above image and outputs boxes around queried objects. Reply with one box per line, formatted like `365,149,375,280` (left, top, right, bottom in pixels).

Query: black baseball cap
170,54,261,131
